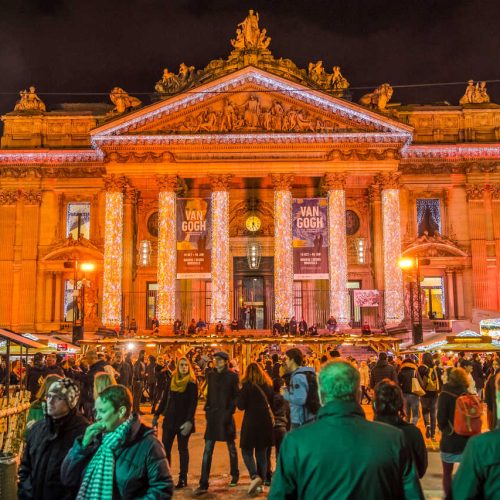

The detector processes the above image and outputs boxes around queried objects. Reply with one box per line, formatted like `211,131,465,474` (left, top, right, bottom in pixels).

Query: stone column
101,175,127,327
210,175,232,325
377,173,404,325
445,268,456,319
54,272,62,323
491,185,500,310
369,183,385,290
324,173,350,327
271,174,294,322
157,175,178,332
122,184,138,325
455,268,465,318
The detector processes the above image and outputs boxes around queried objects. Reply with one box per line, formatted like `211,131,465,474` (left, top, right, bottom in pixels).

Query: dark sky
1,0,500,115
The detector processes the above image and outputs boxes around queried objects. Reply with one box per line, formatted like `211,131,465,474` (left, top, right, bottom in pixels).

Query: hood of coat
293,366,316,376
123,413,155,446
400,360,418,371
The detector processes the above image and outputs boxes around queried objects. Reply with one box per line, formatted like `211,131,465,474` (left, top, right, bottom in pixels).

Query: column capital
0,189,20,205
322,173,347,190
490,184,500,201
102,174,129,193
271,173,294,191
466,183,485,201
210,174,232,191
375,171,401,190
21,189,42,205
156,174,180,192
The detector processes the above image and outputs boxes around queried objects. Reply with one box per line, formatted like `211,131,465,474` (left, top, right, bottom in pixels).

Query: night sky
1,0,500,116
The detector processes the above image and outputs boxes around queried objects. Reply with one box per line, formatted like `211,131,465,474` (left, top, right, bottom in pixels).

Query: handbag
411,370,425,397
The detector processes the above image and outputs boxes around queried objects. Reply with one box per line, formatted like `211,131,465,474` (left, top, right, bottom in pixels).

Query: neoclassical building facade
1,12,499,336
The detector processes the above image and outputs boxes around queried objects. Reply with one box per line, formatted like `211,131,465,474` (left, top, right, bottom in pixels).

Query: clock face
246,215,261,232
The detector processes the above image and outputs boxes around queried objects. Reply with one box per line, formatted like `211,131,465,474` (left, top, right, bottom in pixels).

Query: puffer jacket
61,413,173,499
370,360,398,388
398,360,424,395
283,366,316,425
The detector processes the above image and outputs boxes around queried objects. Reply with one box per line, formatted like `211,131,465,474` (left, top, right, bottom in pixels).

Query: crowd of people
4,345,500,499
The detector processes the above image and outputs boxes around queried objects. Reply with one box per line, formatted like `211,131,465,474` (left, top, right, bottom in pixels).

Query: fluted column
445,268,456,319
210,175,231,325
122,184,138,325
271,174,294,322
369,184,385,290
324,173,349,326
491,185,500,310
378,173,404,325
102,175,127,327
157,175,178,329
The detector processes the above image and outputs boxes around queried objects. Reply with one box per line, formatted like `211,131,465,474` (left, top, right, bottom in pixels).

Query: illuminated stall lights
102,192,123,326
211,190,230,324
382,189,404,324
327,189,349,325
274,189,293,322
157,191,176,325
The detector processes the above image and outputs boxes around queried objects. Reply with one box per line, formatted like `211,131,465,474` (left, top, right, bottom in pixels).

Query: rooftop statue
155,63,198,95
14,86,46,112
108,87,142,115
359,83,394,112
230,10,270,51
459,80,490,105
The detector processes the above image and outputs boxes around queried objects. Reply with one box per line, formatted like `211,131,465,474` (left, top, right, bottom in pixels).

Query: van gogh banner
292,198,328,280
176,198,211,279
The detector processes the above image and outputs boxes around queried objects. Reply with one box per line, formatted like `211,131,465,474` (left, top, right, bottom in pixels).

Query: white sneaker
248,476,263,495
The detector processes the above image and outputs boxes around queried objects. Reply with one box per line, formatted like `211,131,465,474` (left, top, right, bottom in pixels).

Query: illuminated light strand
157,191,177,325
274,190,294,321
382,189,404,324
328,189,350,326
211,190,230,324
102,191,123,326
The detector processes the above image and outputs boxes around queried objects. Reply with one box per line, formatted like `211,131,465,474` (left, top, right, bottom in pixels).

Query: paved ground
142,402,447,499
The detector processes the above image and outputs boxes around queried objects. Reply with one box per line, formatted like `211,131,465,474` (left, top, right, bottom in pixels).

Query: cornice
403,144,500,160
0,150,103,165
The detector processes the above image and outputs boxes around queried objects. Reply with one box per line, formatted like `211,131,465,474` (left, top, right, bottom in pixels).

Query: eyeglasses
46,394,64,402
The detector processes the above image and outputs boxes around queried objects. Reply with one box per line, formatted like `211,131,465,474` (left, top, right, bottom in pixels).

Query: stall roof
0,328,47,349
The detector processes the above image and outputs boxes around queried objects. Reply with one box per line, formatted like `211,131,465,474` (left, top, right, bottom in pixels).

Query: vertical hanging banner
176,198,212,279
292,198,329,279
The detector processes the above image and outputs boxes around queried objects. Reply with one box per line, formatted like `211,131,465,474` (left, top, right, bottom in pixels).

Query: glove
179,421,193,436
152,416,159,428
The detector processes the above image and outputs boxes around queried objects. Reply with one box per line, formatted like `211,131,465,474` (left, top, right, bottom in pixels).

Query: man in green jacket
268,360,423,500
452,372,500,500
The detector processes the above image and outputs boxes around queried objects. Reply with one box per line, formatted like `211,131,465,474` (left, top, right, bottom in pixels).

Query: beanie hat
49,378,80,410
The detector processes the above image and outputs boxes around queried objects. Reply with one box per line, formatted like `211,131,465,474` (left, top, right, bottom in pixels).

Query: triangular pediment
91,67,412,148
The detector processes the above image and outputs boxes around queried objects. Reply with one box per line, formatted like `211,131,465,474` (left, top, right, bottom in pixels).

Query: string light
274,189,293,322
157,191,176,325
211,190,230,324
382,189,404,324
102,191,123,326
328,189,349,325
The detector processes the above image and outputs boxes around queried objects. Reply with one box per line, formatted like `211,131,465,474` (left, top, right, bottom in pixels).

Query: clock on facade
245,215,261,232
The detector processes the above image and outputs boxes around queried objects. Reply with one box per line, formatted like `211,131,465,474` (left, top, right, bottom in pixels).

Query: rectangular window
67,202,91,239
416,199,441,237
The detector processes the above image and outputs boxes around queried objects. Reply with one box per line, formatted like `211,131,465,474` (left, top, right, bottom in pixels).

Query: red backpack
443,391,482,436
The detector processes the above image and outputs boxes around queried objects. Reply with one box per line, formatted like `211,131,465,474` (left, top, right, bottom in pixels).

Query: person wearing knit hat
19,377,89,500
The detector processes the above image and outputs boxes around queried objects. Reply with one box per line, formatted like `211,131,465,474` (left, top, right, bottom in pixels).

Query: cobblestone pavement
142,402,448,499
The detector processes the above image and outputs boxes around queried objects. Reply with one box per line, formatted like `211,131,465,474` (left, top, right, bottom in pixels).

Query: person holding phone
153,357,198,489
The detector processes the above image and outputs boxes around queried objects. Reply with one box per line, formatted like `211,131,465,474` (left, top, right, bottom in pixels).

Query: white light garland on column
102,191,123,326
382,188,404,324
273,174,294,322
211,177,231,324
157,190,176,325
327,188,350,326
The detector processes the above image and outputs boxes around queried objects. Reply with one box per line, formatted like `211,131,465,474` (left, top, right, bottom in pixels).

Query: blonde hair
448,367,469,390
93,371,117,400
35,373,63,401
241,362,272,388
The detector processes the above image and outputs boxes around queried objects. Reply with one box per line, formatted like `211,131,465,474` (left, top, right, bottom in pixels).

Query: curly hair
373,379,405,418
447,367,469,391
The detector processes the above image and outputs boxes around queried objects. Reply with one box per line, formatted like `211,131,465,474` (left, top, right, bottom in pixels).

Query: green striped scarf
76,416,133,500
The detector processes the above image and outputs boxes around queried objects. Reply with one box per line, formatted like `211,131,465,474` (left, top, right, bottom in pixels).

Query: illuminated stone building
1,12,499,336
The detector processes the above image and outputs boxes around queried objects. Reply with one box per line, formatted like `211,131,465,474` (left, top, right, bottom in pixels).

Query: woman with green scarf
153,357,198,489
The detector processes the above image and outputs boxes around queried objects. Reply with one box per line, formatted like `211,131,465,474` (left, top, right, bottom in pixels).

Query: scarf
76,416,133,500
170,372,193,393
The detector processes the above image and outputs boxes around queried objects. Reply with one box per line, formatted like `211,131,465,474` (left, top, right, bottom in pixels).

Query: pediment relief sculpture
147,93,369,134
403,230,468,258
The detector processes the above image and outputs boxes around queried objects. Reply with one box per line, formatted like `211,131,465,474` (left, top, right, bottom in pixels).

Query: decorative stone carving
0,190,20,205
231,10,270,50
13,86,46,112
491,184,500,200
156,175,179,192
22,189,42,205
154,64,198,95
270,173,294,191
105,151,173,163
322,173,347,191
210,174,232,191
403,231,468,258
102,174,129,192
108,87,142,115
359,83,394,112
375,172,401,190
308,62,349,94
368,184,381,202
459,80,490,105
229,199,274,237
465,184,485,201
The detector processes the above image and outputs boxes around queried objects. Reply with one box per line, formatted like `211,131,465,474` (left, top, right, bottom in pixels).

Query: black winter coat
237,381,274,449
156,381,198,433
370,360,398,388
61,414,173,499
204,367,239,441
18,410,89,500
26,364,46,401
113,361,132,387
272,391,290,430
398,361,423,395
418,364,440,398
437,382,471,454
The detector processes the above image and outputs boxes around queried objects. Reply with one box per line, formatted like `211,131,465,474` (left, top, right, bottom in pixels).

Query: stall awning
0,328,46,349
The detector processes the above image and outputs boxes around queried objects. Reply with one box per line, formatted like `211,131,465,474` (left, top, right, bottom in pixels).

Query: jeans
132,381,143,413
421,395,438,436
199,439,239,489
162,425,191,481
403,393,420,425
242,447,268,480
